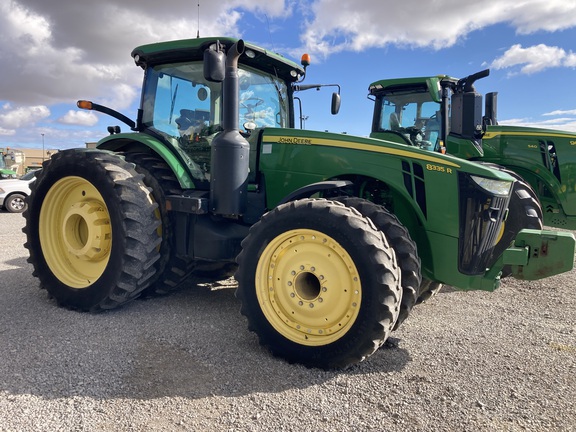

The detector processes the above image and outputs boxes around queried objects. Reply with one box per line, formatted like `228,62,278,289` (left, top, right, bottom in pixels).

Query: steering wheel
404,126,423,142
241,97,265,112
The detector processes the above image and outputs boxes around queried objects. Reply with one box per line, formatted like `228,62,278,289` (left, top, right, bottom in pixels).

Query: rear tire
334,197,421,330
122,152,197,295
23,149,161,311
236,199,402,369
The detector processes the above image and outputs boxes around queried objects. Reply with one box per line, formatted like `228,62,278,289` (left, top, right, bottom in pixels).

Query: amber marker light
77,100,93,110
301,53,311,68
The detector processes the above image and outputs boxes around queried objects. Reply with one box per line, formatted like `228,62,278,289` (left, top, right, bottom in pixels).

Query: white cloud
507,0,576,34
3,0,576,106
0,105,50,129
0,128,16,136
1,0,576,147
58,110,99,126
298,0,576,58
0,0,292,148
491,44,576,75
543,109,576,116
0,0,292,109
500,117,576,132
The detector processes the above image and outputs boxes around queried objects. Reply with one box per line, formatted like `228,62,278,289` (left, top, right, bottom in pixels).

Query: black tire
489,167,543,277
23,149,161,311
415,278,443,304
334,197,421,330
235,198,402,369
122,152,198,296
5,193,27,213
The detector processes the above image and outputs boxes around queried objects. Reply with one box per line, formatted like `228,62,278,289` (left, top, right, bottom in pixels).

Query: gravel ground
1,211,575,432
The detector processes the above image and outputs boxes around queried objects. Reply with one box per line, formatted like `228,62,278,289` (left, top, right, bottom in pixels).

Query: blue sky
1,0,576,151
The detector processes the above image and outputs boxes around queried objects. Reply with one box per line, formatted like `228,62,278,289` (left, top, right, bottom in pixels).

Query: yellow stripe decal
266,136,461,168
484,131,576,140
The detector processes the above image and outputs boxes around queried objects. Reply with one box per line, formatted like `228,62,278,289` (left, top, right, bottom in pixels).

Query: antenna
265,14,275,52
196,2,200,38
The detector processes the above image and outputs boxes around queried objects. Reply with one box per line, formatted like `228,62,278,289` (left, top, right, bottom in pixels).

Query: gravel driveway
1,211,575,431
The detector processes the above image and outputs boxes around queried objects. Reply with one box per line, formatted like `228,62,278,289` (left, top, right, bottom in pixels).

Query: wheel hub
257,229,361,346
11,197,25,211
39,176,113,288
62,201,111,261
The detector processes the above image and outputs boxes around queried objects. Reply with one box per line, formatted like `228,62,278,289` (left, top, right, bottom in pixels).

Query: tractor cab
369,78,443,151
80,37,339,191
139,57,292,182
132,38,303,186
369,71,491,159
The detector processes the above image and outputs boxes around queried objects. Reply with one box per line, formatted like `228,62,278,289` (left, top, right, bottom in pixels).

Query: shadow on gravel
0,268,411,402
1,256,30,269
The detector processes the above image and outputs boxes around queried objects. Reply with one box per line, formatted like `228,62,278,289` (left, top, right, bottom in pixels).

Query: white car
0,170,38,213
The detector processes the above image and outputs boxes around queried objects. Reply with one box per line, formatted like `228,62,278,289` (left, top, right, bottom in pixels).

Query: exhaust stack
209,40,250,216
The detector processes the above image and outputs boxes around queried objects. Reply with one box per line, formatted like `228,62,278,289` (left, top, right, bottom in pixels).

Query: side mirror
203,43,225,83
331,92,341,115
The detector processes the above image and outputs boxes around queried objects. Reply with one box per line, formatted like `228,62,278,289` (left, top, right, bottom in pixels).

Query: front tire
23,149,161,311
489,168,543,277
334,197,421,330
236,199,402,369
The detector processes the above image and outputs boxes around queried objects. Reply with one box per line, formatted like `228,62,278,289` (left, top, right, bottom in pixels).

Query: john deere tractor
23,38,575,369
368,70,576,244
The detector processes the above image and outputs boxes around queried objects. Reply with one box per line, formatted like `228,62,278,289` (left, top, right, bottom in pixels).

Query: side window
141,62,291,184
153,74,216,140
381,94,441,151
381,101,398,130
238,68,289,129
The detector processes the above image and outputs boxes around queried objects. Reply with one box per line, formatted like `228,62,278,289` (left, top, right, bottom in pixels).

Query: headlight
470,175,512,196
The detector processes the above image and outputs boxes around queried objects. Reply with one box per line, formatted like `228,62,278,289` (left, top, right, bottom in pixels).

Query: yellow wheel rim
256,229,362,346
39,176,112,288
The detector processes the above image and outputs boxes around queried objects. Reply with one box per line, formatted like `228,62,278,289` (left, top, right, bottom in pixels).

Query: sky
1,0,576,151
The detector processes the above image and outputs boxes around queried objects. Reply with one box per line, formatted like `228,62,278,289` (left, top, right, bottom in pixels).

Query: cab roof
368,75,459,93
131,37,306,83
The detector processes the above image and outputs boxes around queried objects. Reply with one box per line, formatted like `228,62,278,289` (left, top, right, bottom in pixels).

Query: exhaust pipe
210,40,250,216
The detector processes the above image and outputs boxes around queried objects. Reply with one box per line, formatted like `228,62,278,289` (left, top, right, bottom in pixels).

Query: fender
96,133,198,189
277,180,353,205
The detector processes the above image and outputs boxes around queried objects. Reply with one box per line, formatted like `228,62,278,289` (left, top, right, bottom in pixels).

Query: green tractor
0,148,21,179
368,70,576,237
24,38,575,369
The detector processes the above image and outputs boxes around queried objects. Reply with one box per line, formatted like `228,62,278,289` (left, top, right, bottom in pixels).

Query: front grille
458,173,510,275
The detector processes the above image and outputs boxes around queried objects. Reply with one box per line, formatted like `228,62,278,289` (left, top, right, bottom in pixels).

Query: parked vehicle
23,38,575,368
0,169,18,180
0,170,37,213
0,147,26,177
368,70,576,234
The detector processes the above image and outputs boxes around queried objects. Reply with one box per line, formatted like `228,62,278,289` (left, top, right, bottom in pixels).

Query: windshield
379,91,441,151
140,61,290,179
20,170,38,180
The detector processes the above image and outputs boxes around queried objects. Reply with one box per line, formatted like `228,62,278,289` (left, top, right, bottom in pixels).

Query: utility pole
41,133,45,161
